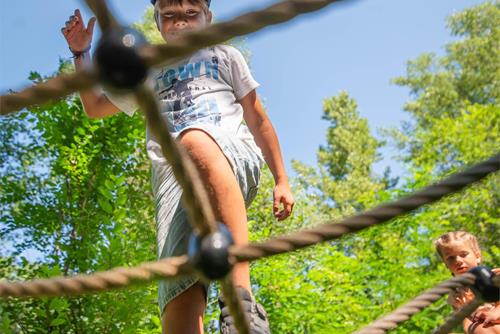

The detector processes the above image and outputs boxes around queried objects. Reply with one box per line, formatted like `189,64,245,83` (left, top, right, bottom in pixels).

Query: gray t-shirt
106,45,262,165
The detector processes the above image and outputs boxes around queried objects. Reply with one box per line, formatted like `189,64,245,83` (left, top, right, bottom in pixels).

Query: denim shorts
150,127,264,315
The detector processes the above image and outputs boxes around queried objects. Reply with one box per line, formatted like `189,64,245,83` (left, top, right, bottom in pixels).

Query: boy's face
156,1,212,41
440,240,481,275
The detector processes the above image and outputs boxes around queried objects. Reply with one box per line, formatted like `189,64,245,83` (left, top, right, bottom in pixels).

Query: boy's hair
152,0,211,29
152,0,211,11
151,0,210,30
434,231,481,259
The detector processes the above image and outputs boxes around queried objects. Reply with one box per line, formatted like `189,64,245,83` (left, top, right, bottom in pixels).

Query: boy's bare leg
178,129,251,290
161,129,251,333
162,283,205,334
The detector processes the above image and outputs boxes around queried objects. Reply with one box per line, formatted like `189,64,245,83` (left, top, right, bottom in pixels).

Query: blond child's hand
450,288,474,309
474,306,500,328
273,181,294,221
61,9,96,53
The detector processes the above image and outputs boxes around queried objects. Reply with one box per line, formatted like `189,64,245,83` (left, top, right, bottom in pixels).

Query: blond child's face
156,1,212,41
440,240,481,275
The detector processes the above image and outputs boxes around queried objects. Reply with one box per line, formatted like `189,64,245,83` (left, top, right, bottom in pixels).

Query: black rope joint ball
468,266,500,303
188,223,234,280
94,27,149,91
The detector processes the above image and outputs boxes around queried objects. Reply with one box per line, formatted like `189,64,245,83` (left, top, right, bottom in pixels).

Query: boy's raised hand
61,9,96,53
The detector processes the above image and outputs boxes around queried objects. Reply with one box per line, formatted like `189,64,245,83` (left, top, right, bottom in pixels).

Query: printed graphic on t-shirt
166,97,221,133
155,57,220,95
155,56,222,133
170,78,195,111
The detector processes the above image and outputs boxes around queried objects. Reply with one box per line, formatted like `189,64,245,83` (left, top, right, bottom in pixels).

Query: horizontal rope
0,154,498,299
0,70,97,116
230,153,500,262
0,0,344,115
353,274,476,334
0,256,191,298
140,0,344,67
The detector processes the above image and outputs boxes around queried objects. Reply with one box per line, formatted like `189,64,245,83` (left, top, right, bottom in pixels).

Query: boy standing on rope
61,1,294,333
435,231,500,334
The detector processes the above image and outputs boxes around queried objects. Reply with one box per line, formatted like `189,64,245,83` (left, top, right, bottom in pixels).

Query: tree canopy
1,2,499,333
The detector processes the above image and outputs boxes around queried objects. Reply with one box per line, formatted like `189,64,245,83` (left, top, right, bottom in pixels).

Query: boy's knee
178,129,226,165
179,129,213,151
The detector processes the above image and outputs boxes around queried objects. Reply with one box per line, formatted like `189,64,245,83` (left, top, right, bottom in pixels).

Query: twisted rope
230,153,500,262
220,278,251,334
0,0,344,115
141,0,344,67
84,0,119,32
0,70,96,116
0,256,191,298
353,274,476,334
135,85,248,329
135,85,217,235
432,274,500,334
432,299,483,334
0,154,498,299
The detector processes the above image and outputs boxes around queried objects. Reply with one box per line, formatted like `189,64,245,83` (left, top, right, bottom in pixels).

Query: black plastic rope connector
94,27,148,91
469,266,500,303
188,223,234,280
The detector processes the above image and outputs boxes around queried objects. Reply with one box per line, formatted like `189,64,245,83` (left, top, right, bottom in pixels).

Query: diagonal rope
0,1,496,332
353,274,476,334
135,85,249,331
432,299,483,334
1,0,346,115
83,0,119,32
230,153,500,262
135,85,217,235
0,154,498,299
220,278,251,334
0,256,192,298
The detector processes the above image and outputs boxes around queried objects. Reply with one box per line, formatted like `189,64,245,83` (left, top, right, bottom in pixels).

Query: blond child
435,231,500,334
61,0,294,333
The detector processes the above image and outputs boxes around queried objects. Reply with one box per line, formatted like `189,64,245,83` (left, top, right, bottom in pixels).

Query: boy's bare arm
240,90,294,220
61,9,120,119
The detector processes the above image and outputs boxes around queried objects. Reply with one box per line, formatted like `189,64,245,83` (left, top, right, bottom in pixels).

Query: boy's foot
218,287,271,334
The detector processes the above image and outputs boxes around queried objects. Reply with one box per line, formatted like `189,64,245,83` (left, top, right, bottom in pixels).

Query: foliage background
1,2,499,333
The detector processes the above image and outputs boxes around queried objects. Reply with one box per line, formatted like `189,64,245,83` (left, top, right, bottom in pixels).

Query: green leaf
98,186,114,200
50,318,66,326
76,127,86,136
116,194,127,206
98,197,113,214
49,298,66,311
104,179,114,190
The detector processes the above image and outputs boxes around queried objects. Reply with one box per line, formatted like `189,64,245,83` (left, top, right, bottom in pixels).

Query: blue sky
0,0,484,178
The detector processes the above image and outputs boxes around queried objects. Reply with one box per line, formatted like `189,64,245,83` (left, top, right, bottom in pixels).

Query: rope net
1,0,498,333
